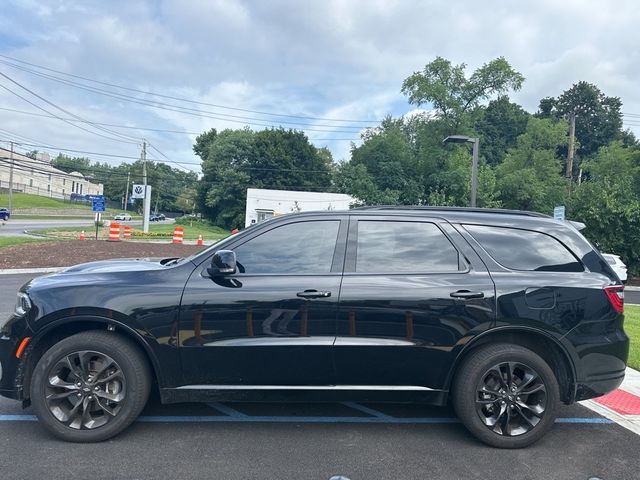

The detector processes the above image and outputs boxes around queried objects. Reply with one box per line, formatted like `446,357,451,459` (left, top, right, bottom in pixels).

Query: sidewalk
581,367,640,434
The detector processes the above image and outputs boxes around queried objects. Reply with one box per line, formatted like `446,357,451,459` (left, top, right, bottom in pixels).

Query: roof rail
352,206,551,218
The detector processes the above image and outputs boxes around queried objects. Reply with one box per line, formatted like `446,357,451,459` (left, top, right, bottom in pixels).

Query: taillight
604,285,624,314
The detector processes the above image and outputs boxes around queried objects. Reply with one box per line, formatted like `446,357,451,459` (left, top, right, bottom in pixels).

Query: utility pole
141,140,151,233
566,112,576,178
8,141,14,214
123,170,130,211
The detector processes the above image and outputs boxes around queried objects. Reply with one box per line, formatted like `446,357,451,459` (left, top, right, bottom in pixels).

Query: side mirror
209,250,237,275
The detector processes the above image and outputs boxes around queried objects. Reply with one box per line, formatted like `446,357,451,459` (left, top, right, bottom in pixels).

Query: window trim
344,217,468,275
462,223,585,273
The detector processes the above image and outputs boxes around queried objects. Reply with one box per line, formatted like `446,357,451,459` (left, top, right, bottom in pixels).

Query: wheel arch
446,327,578,404
21,315,163,401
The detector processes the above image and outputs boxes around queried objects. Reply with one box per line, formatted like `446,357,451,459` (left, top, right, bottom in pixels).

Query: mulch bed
0,240,204,268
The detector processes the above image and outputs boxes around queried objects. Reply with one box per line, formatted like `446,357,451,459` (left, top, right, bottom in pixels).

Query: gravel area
0,240,203,268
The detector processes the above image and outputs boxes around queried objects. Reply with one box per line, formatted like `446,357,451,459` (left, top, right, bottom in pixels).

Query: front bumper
0,335,23,400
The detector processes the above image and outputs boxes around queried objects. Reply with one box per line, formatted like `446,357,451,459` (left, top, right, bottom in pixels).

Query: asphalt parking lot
1,273,639,479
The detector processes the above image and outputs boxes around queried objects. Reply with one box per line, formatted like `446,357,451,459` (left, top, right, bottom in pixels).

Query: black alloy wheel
475,361,547,437
31,331,150,442
44,350,126,430
452,343,559,448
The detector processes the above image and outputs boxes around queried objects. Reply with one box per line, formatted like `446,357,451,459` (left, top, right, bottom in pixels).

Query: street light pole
443,135,480,208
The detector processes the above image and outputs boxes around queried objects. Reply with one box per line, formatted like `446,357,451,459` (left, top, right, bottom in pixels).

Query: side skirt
160,385,449,405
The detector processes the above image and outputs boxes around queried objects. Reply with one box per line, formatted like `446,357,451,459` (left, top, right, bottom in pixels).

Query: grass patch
626,305,640,371
0,192,92,210
0,236,57,248
33,222,229,241
132,223,229,240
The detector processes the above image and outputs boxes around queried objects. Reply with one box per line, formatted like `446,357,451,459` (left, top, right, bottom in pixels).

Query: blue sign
92,196,106,212
553,205,565,221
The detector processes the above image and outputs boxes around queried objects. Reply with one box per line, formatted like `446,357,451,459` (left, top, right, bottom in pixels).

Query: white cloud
0,0,638,173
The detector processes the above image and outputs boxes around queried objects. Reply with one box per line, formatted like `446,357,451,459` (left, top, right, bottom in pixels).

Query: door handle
450,290,484,299
296,290,331,299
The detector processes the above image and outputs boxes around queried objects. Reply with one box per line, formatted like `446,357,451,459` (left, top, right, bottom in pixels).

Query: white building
0,148,103,200
245,188,356,227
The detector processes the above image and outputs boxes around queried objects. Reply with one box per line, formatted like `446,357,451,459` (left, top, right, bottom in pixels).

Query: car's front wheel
452,343,559,448
30,331,151,442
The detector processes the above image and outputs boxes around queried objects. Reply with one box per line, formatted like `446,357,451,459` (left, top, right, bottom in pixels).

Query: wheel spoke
44,349,127,431
94,396,117,417
521,384,545,396
94,389,125,403
475,360,548,438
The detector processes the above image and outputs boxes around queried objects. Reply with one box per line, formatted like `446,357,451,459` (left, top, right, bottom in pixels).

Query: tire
30,331,151,442
452,343,559,449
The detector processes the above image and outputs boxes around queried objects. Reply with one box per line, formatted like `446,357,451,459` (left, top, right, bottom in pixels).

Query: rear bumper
575,370,626,401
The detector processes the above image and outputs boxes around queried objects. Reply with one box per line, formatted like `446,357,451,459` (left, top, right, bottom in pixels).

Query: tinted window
235,220,340,274
465,225,583,272
356,221,460,273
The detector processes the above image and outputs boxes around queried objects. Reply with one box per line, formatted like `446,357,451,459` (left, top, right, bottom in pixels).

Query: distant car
0,208,10,221
149,214,160,222
157,214,166,221
602,253,627,282
113,213,132,222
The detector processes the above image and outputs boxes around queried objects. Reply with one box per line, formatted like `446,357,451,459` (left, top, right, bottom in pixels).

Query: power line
0,74,140,146
0,54,380,124
0,63,365,133
0,106,360,141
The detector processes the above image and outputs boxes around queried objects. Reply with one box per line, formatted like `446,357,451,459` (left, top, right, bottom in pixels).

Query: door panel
178,217,347,386
334,217,496,390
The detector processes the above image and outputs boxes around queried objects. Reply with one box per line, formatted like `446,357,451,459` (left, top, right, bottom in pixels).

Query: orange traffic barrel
108,222,121,242
123,225,132,240
197,234,203,247
172,226,184,244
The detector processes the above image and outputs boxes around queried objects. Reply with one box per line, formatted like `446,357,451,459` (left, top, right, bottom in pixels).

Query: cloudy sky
0,0,639,174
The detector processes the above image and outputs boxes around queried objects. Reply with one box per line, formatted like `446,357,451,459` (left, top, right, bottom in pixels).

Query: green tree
475,96,530,166
401,56,524,131
194,128,334,228
570,142,640,275
496,118,568,213
538,81,623,158
51,154,91,174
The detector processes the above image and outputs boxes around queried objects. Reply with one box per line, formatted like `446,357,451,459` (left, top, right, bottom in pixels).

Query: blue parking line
207,402,248,417
0,414,614,424
341,402,393,419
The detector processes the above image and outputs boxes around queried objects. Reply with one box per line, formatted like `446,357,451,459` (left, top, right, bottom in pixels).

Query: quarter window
464,225,583,272
234,220,340,274
355,221,461,273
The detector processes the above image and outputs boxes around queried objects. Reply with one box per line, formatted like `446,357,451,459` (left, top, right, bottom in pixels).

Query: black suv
0,207,628,447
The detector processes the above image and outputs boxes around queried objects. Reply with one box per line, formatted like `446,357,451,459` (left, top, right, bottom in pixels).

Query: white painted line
580,399,640,435
0,267,65,275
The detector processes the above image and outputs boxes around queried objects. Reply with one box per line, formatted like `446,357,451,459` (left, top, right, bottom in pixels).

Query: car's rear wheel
452,343,559,448
31,331,151,442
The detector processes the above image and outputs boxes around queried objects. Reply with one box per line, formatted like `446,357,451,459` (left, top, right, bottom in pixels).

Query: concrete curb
581,367,640,435
626,286,640,292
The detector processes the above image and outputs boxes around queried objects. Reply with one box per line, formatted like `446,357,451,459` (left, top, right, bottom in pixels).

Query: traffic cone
197,234,203,247
79,230,86,241
231,228,240,234
172,226,184,244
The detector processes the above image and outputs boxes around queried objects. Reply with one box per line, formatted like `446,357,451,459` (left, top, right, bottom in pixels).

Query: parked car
0,207,628,447
602,253,627,282
113,213,132,222
149,214,161,222
0,207,10,221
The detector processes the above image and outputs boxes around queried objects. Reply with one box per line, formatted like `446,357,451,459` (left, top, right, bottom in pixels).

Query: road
0,273,638,479
0,219,97,236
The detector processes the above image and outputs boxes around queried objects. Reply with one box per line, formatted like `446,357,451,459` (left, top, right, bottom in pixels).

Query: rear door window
355,220,462,273
464,225,583,272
